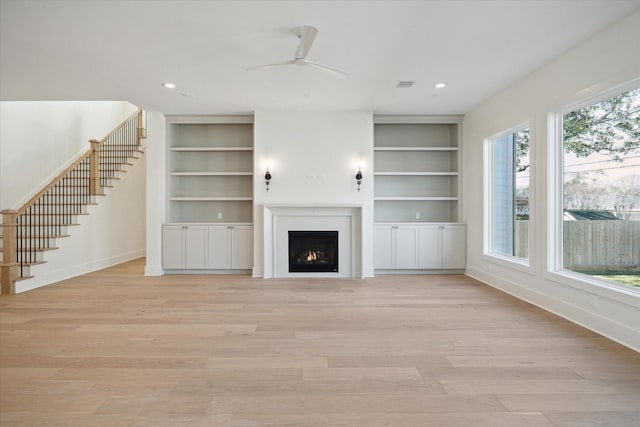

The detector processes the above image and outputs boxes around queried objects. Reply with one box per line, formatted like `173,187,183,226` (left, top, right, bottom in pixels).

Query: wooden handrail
16,149,93,214
15,108,142,214
98,108,141,145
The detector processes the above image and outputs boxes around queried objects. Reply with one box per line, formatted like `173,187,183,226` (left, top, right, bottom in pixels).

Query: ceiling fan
246,25,349,78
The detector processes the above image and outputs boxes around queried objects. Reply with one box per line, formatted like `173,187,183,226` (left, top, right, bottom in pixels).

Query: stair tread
15,246,59,252
19,261,47,267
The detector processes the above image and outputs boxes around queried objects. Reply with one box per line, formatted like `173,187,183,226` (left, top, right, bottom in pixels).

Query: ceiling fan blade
305,60,349,78
245,60,295,71
299,25,318,58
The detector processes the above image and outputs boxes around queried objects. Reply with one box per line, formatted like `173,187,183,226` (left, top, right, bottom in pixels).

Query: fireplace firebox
288,231,338,273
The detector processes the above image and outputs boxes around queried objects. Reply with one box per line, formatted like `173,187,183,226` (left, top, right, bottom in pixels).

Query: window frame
483,122,533,272
547,80,640,297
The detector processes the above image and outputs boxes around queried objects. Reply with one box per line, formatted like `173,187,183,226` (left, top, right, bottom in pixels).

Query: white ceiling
1,0,639,115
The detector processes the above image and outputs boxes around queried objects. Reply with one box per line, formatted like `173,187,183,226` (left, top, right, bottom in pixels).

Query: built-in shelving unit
373,116,465,273
373,117,462,223
166,117,254,223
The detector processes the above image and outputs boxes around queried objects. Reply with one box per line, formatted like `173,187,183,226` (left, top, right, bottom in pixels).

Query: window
485,125,530,263
553,86,640,290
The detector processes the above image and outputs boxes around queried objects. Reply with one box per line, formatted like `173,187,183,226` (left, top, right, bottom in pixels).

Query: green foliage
563,88,640,161
592,273,640,288
515,129,530,172
515,88,639,171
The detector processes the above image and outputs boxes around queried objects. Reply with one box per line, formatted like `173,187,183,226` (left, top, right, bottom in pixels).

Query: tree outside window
561,87,640,288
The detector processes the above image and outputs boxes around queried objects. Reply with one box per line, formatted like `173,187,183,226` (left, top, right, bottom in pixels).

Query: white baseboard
252,266,264,278
17,250,145,294
144,265,165,276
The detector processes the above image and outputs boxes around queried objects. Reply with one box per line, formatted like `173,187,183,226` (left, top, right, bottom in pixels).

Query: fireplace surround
263,205,363,278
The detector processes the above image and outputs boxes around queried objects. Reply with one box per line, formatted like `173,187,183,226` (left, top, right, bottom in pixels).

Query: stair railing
1,109,145,295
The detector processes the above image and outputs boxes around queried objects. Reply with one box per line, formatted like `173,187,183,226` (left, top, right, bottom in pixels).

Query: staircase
0,109,146,294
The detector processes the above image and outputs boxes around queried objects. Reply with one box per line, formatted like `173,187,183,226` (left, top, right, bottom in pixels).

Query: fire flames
306,250,318,262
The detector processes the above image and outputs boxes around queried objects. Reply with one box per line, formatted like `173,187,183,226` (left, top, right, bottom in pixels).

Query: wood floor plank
1,258,639,426
228,412,554,427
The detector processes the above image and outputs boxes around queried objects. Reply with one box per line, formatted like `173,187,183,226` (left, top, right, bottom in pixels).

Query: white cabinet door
442,226,466,269
208,226,231,269
231,225,253,269
418,226,441,269
184,226,208,269
374,223,466,272
394,226,419,269
374,225,395,269
162,225,185,269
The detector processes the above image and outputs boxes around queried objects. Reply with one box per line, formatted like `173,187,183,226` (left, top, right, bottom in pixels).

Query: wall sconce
355,168,363,192
265,168,272,192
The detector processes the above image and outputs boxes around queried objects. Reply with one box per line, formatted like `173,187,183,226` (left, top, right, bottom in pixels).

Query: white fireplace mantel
263,204,363,278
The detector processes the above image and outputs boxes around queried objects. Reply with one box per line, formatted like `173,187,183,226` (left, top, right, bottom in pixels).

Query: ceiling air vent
396,81,414,88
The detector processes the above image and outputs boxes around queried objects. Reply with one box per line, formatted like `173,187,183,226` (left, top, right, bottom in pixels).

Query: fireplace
288,231,338,273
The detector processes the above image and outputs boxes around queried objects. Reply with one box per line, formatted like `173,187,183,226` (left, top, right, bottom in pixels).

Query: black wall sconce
355,168,363,192
265,169,272,191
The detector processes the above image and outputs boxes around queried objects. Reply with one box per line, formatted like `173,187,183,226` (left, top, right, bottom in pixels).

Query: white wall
253,111,375,277
463,11,640,351
144,112,166,276
0,101,138,209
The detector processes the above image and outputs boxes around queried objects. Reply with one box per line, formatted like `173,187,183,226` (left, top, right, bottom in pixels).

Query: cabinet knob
182,226,188,229
228,226,234,229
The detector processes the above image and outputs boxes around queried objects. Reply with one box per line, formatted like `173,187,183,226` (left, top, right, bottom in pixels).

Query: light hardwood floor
1,258,639,426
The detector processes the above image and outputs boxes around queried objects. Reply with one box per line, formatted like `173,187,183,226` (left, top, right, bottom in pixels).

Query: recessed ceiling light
163,82,176,89
434,82,447,89
396,81,414,88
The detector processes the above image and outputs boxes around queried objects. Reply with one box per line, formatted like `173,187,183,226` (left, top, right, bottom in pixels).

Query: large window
485,126,530,263
556,86,640,289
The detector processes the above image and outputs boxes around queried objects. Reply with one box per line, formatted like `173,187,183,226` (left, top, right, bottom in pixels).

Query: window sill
483,252,533,275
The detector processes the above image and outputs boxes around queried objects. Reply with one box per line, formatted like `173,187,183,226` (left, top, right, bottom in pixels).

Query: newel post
89,139,101,196
1,210,19,295
137,110,147,142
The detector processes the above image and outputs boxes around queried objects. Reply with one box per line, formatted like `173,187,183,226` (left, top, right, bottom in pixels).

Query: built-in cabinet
373,116,465,272
418,224,466,269
373,225,419,269
162,224,208,269
163,116,254,273
374,223,465,270
163,224,253,271
208,225,253,269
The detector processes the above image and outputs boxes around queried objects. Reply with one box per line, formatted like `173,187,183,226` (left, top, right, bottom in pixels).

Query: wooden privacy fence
515,220,639,271
564,220,639,271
